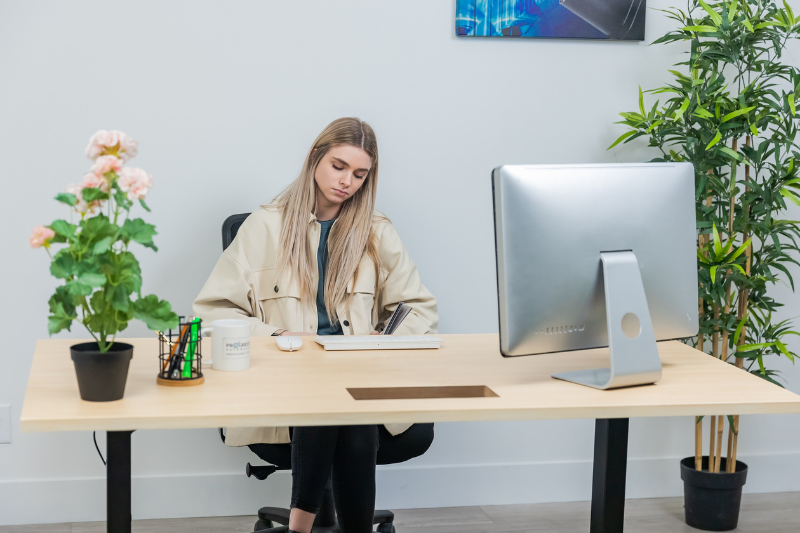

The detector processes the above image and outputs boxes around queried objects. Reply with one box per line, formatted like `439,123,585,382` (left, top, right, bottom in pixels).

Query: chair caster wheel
254,518,274,531
376,523,395,533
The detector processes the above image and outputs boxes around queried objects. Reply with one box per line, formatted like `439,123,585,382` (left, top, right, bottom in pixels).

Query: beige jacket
193,205,439,446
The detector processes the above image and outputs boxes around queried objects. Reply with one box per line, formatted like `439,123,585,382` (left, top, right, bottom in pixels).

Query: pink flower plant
29,225,55,248
33,129,177,351
118,167,154,201
91,155,123,176
81,172,109,192
85,130,139,161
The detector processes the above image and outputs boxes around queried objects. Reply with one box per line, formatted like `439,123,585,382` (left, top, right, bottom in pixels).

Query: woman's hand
370,331,380,335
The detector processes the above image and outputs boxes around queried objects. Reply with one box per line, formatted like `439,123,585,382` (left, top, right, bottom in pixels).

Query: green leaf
93,236,113,255
54,193,77,207
47,286,77,335
65,279,93,297
139,199,151,212
682,25,718,32
742,18,754,32
706,130,722,150
80,187,108,203
774,340,794,362
738,342,773,352
120,218,158,251
674,98,691,121
785,0,796,25
645,120,664,133
698,0,722,25
694,107,715,119
719,146,743,161
638,86,645,116
721,106,756,123
789,94,796,116
47,302,75,335
710,265,718,283
50,220,76,240
133,295,179,331
608,130,639,150
77,272,106,288
781,189,800,207
712,224,722,256
50,250,76,279
728,238,752,261
108,283,133,312
79,215,118,244
729,0,738,23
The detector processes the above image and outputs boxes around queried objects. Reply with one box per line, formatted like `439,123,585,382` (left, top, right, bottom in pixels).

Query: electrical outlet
0,404,11,444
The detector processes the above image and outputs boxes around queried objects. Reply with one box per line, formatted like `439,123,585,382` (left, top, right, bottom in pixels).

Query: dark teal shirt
316,219,343,336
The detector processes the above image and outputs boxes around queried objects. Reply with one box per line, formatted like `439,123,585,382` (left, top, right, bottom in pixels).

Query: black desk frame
105,418,630,533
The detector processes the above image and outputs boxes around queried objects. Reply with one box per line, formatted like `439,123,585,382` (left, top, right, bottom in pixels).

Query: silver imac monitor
492,163,698,390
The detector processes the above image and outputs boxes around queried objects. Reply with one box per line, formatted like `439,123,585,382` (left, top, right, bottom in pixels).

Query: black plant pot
680,456,748,531
70,342,134,402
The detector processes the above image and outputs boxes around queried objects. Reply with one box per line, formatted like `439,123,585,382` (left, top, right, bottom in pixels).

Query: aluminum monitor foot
552,251,662,390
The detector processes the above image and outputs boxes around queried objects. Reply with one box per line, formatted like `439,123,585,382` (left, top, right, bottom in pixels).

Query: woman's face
314,144,372,209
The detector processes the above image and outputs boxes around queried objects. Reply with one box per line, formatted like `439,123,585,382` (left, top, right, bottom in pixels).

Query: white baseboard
2,452,799,526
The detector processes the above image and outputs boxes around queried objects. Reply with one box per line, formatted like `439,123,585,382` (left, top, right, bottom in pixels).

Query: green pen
182,317,201,378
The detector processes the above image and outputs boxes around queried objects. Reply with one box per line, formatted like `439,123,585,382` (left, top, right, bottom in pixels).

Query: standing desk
21,334,800,533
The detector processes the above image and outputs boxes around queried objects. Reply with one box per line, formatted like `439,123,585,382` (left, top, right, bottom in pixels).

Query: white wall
2,0,800,526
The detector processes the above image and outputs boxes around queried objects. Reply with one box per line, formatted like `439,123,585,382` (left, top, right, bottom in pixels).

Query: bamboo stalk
698,231,706,354
729,415,740,473
712,304,720,359
728,136,752,471
714,414,724,473
726,418,734,471
695,416,703,471
708,414,717,472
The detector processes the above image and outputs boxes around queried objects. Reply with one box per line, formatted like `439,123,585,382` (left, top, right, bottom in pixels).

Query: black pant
249,423,434,533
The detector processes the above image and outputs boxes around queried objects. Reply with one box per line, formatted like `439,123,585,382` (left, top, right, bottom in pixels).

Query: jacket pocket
255,268,304,331
345,264,377,334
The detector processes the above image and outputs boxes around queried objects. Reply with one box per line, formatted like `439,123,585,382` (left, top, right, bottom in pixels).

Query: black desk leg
590,418,629,533
107,431,133,533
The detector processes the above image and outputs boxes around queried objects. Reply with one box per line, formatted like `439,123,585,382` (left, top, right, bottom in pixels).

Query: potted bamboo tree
30,130,178,402
609,1,800,530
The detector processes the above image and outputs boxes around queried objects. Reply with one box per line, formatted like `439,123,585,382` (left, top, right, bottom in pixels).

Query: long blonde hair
273,117,382,325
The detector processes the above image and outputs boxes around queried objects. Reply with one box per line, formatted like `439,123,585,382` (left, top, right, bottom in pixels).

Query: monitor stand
551,251,662,390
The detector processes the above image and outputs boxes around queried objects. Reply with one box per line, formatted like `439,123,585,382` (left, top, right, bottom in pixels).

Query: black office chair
219,213,399,533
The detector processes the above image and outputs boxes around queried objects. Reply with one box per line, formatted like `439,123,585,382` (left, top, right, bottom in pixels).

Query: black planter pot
70,342,134,402
680,456,748,531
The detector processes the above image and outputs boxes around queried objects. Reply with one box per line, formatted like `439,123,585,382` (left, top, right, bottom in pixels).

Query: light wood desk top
20,334,800,433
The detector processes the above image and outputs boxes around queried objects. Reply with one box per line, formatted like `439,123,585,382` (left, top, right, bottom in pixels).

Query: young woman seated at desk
193,117,439,533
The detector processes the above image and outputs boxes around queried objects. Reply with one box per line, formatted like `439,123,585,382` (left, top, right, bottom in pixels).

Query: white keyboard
315,335,443,351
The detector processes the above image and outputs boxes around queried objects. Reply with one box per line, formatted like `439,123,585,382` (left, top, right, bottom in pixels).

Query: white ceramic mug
201,319,251,372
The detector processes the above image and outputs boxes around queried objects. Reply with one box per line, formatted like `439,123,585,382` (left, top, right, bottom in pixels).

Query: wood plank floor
2,492,798,532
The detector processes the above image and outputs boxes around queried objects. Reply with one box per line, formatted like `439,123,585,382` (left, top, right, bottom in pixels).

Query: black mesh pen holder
157,316,204,386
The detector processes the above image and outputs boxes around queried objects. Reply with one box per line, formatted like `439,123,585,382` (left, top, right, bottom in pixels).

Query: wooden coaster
157,375,205,387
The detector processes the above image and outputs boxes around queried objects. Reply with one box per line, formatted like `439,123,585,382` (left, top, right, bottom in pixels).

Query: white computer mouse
276,336,303,352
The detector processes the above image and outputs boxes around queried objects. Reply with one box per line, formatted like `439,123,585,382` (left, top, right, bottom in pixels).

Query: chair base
255,506,394,532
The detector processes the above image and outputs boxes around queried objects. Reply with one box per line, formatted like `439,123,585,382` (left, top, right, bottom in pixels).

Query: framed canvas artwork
455,0,646,40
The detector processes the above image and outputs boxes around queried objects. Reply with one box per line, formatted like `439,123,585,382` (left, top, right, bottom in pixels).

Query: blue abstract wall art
455,0,646,41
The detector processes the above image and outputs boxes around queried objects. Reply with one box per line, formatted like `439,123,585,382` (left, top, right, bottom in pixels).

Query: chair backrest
221,213,251,251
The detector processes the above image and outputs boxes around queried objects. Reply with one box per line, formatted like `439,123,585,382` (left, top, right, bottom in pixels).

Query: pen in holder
157,316,204,386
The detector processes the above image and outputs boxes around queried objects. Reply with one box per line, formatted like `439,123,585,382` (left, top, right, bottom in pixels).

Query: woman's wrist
271,329,286,336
